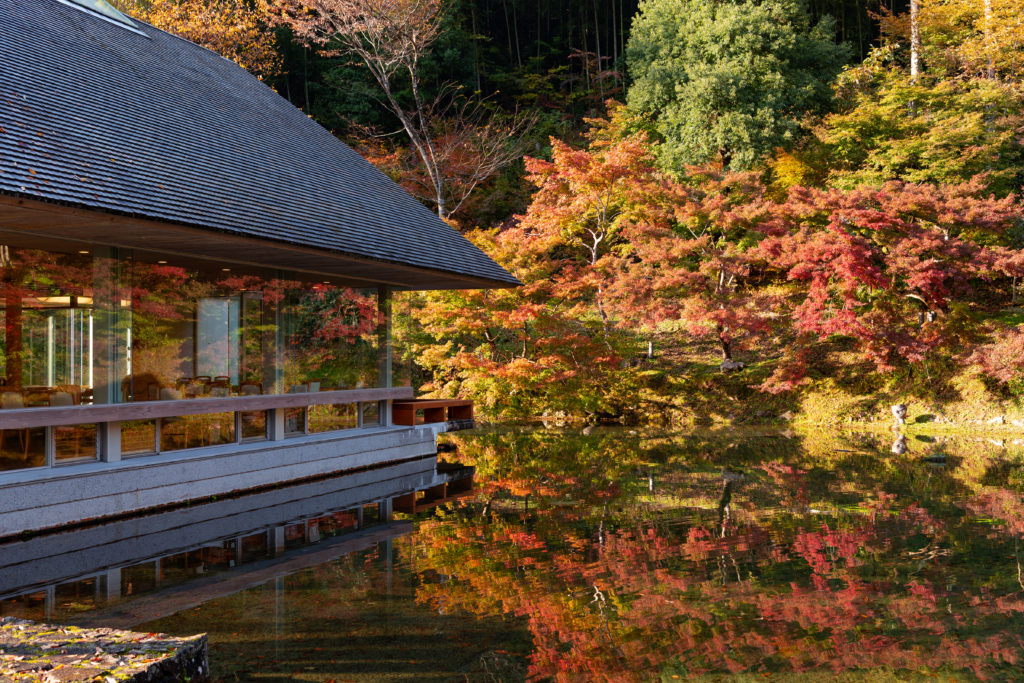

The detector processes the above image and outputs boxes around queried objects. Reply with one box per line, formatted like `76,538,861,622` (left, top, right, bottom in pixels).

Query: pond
3,426,1024,681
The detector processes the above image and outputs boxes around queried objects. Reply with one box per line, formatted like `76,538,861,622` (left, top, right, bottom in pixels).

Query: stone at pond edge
0,617,207,682
719,359,745,372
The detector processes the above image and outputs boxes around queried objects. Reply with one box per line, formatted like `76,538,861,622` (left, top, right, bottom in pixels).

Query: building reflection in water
0,456,473,626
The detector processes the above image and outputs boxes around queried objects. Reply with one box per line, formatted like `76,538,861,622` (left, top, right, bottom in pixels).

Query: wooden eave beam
0,195,512,290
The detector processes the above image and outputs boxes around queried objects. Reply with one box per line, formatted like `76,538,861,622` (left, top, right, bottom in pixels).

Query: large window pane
361,400,380,427
122,419,156,456
159,413,234,451
282,286,381,392
0,240,392,469
54,423,97,462
0,425,44,469
0,245,128,471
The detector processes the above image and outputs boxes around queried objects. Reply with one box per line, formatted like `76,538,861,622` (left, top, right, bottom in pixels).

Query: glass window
361,401,380,427
282,285,381,392
0,241,392,470
309,403,358,433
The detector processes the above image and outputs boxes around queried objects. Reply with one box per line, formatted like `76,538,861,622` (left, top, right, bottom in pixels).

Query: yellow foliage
893,0,1024,79
111,0,281,79
766,144,828,199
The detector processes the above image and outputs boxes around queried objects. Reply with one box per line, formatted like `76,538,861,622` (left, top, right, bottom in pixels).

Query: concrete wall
0,425,437,537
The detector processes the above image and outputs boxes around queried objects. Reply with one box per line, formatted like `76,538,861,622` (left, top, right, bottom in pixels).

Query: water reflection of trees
407,429,1024,680
0,248,385,465
0,248,382,398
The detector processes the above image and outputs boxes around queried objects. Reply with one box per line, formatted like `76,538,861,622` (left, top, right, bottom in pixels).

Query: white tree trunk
910,0,921,81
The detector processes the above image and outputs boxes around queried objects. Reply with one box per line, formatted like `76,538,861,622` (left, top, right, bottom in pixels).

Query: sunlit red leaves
970,326,1024,387
752,178,1023,381
307,287,379,342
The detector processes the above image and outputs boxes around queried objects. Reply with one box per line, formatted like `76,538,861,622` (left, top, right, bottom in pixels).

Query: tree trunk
718,327,732,361
512,0,522,67
611,0,618,69
910,0,921,81
595,285,610,332
581,3,590,91
856,0,864,59
470,0,482,91
303,47,310,109
619,0,625,79
984,0,995,78
593,0,604,100
501,0,514,62
717,480,733,536
404,65,446,217
536,0,541,60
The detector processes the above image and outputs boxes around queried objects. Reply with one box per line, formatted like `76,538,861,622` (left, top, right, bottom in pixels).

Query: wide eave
0,195,517,290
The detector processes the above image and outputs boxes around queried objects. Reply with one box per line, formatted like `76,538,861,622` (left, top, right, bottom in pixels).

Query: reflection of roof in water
0,457,474,624
74,522,413,630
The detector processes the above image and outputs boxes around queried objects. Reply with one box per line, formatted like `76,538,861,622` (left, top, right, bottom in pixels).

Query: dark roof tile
0,0,520,287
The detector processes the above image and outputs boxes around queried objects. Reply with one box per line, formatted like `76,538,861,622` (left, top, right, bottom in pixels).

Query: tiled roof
0,0,520,288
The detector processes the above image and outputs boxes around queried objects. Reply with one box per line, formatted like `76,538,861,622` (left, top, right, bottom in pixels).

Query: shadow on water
143,550,532,682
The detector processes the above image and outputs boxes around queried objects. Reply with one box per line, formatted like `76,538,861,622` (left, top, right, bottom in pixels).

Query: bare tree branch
274,0,535,219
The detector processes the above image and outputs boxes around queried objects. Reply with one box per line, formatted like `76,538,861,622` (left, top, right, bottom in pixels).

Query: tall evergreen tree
626,0,849,171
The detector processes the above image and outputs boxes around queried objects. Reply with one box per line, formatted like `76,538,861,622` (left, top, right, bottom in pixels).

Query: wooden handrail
0,387,413,429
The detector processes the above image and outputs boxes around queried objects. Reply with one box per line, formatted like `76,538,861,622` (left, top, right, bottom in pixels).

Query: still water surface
5,426,1024,681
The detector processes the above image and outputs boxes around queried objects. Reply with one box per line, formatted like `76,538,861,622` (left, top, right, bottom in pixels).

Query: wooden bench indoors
392,399,473,426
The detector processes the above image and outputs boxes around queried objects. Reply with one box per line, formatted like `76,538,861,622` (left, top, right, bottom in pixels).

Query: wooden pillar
105,568,121,601
268,408,286,441
4,279,22,388
99,421,121,462
272,526,286,556
377,287,391,388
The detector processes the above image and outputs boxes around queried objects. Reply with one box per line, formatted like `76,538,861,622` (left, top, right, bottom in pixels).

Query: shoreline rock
0,617,207,682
